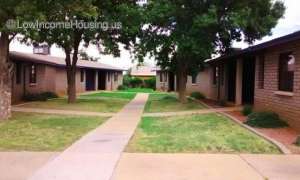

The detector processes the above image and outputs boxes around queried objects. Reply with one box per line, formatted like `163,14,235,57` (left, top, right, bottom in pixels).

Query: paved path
112,153,300,180
28,93,149,180
143,106,242,117
0,152,58,180
12,107,115,117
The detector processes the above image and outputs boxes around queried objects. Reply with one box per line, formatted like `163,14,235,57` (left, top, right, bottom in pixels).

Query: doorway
98,71,106,90
242,56,256,104
227,60,237,102
85,69,96,91
168,72,175,91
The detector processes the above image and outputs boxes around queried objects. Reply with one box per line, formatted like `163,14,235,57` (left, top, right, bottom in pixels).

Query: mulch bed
226,111,300,154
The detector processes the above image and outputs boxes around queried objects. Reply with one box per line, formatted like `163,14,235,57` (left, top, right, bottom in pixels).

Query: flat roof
208,30,300,63
10,51,124,71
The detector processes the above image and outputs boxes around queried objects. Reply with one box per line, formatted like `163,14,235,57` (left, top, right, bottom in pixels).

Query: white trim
274,91,294,97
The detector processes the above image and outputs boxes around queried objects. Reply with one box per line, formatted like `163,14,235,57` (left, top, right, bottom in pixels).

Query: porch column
95,71,98,91
235,59,243,105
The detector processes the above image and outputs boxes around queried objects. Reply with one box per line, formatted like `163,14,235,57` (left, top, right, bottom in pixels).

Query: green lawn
0,112,107,151
19,98,129,113
118,88,155,93
126,114,281,154
81,92,136,100
144,93,205,113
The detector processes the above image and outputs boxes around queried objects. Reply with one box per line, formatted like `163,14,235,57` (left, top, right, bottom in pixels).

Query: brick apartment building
10,45,123,103
157,31,300,131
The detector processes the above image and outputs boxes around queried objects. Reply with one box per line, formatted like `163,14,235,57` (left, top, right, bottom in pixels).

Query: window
258,54,265,89
16,63,21,84
114,72,118,82
278,52,295,92
213,66,219,85
29,64,37,84
192,74,197,84
80,69,84,82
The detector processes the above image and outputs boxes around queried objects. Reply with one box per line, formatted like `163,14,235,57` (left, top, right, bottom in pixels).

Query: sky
10,0,300,69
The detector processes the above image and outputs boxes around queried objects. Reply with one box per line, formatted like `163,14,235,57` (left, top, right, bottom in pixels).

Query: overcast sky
10,0,300,69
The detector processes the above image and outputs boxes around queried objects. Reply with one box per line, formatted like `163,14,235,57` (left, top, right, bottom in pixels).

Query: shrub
122,75,131,87
242,105,253,116
295,136,300,146
144,77,156,90
130,77,143,88
245,111,288,128
117,85,128,90
190,92,206,100
40,92,58,99
23,92,58,102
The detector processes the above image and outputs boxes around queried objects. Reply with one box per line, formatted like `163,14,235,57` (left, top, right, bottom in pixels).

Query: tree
136,0,285,103
27,0,142,103
0,0,39,120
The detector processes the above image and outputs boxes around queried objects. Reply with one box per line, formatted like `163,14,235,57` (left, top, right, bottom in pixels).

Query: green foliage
242,105,253,116
295,136,300,146
245,112,288,128
123,75,144,88
23,92,58,102
135,0,285,101
190,92,206,100
144,77,156,90
117,85,129,90
130,77,144,87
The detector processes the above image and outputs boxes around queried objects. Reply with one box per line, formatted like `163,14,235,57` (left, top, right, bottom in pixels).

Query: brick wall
254,39,300,131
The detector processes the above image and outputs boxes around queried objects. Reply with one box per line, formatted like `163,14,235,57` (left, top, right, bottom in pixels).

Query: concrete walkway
0,152,58,180
112,153,300,180
143,106,242,117
29,93,149,180
12,107,115,117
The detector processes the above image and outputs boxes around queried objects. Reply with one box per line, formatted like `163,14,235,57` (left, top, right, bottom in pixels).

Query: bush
245,111,288,128
130,77,143,87
295,136,300,146
117,85,128,90
23,92,58,102
40,92,58,99
144,77,156,90
242,105,253,116
190,92,206,100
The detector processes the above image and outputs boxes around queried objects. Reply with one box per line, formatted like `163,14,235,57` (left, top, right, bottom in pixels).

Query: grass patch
19,98,129,113
144,93,205,113
118,88,155,93
245,112,288,128
126,114,280,154
81,92,136,100
0,112,107,151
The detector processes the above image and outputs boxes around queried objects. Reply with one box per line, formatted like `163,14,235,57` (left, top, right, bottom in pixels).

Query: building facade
10,51,123,104
156,31,300,131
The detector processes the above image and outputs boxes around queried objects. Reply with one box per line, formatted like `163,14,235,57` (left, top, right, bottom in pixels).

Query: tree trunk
64,32,81,104
177,66,188,103
65,52,77,103
0,32,11,120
